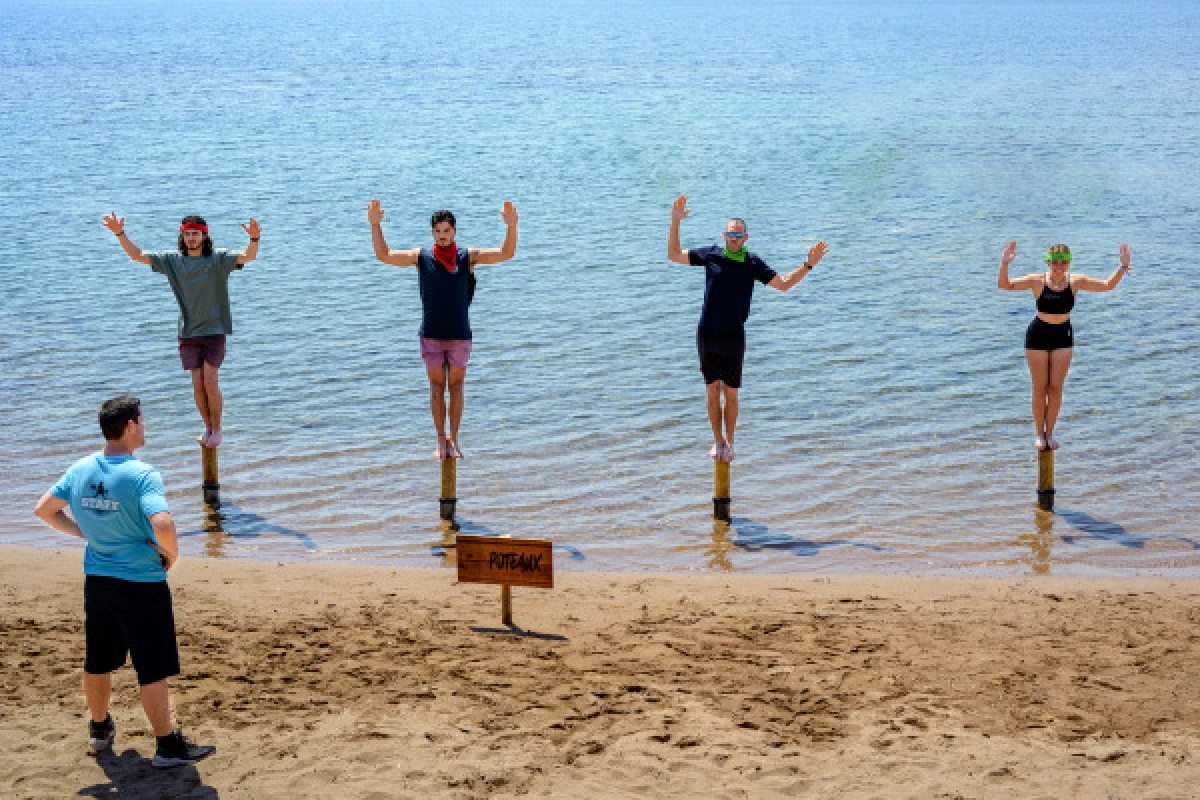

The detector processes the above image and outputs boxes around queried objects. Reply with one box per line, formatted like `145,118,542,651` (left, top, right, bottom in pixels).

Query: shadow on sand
80,748,216,799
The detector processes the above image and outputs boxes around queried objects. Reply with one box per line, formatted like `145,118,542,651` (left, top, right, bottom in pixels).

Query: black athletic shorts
84,575,180,686
697,328,747,388
1024,317,1073,351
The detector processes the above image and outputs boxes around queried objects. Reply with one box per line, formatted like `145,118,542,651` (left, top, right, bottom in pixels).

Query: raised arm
34,493,83,539
769,241,829,291
997,240,1042,291
1074,244,1133,292
367,199,419,267
667,195,691,265
471,201,519,265
236,218,261,264
102,212,152,265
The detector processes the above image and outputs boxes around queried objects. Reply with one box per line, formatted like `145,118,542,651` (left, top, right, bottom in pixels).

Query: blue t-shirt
416,247,474,340
148,249,242,338
50,453,171,582
688,246,778,334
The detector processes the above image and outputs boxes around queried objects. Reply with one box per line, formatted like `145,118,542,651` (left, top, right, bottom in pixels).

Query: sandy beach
2,544,1199,799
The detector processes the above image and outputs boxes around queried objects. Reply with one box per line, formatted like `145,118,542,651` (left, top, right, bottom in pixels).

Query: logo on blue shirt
81,481,120,512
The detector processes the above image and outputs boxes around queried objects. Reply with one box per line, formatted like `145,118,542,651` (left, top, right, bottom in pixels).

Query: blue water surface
1,0,1197,575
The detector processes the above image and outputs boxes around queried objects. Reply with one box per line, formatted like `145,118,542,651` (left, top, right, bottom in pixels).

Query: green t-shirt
148,249,242,338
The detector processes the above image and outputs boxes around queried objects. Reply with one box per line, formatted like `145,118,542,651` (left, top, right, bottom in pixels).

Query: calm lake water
2,0,1198,575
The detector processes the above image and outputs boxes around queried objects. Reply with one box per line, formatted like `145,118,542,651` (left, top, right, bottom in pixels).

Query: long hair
178,215,214,256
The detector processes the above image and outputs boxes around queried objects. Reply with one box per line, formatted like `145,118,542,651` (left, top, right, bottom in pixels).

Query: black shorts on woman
1024,317,1073,351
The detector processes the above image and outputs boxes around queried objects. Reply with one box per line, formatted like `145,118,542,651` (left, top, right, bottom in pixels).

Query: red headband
180,222,208,233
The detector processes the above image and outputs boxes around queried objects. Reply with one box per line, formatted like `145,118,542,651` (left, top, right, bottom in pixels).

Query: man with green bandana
667,195,829,462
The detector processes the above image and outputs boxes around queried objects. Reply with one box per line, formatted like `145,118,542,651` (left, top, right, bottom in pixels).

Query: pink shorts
419,337,472,370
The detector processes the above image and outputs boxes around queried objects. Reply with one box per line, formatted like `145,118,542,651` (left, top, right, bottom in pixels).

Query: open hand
1001,240,1017,265
241,218,260,239
501,200,518,227
367,199,385,226
808,241,830,267
1119,243,1132,271
671,195,691,222
102,212,125,235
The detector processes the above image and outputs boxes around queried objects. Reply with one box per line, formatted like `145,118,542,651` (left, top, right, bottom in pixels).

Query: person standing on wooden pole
102,212,260,448
998,241,1132,451
368,199,518,460
667,195,829,462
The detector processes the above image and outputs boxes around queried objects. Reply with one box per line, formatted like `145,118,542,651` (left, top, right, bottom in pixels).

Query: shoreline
3,544,1199,797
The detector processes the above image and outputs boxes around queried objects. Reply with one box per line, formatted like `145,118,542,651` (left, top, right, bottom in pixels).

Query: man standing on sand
102,212,260,448
368,199,518,460
667,195,829,462
33,397,216,768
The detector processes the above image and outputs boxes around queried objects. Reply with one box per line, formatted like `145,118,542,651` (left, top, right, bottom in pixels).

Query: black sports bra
1037,273,1075,314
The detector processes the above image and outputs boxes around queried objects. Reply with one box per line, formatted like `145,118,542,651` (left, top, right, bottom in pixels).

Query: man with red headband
102,212,260,448
367,199,517,460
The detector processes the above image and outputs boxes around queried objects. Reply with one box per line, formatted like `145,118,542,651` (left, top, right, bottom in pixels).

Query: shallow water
2,0,1198,575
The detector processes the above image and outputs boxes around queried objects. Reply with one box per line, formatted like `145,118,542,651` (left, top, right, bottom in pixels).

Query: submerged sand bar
2,544,1199,798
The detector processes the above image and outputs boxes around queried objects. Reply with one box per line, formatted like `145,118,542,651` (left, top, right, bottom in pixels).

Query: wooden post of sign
439,458,457,520
713,461,731,521
1037,450,1055,511
202,446,220,508
499,533,513,624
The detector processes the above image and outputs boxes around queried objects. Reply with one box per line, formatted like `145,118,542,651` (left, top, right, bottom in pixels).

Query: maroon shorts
178,334,226,371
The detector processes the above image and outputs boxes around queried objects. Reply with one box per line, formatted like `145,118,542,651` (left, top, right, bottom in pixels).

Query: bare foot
207,429,222,448
434,437,448,461
1046,433,1059,451
197,430,211,447
446,440,463,459
723,441,735,463
710,442,725,461
1035,435,1047,451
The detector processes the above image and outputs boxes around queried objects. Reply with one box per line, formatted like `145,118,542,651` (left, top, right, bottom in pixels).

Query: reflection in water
1017,509,1055,575
430,519,460,568
706,519,735,572
202,503,229,559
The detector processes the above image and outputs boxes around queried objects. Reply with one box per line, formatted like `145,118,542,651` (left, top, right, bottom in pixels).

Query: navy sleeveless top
417,248,475,340
1036,273,1075,314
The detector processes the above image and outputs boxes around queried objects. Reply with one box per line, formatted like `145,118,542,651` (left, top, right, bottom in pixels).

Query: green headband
1045,252,1072,262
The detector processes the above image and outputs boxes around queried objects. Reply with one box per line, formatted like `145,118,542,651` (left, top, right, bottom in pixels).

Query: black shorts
697,328,746,388
1024,318,1073,351
84,576,180,686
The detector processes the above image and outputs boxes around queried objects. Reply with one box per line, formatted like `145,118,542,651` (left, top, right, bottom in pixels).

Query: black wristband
116,231,126,237
803,262,812,270
250,237,259,242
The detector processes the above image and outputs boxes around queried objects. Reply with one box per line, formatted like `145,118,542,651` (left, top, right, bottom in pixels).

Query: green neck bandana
723,247,746,262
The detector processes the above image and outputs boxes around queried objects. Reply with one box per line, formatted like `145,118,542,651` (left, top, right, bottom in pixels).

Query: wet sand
2,544,1199,798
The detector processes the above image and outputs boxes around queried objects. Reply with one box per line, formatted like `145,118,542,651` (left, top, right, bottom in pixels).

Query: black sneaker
87,714,115,753
151,729,216,769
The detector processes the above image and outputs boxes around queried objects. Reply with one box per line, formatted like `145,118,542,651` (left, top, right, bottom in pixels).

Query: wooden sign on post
456,534,553,625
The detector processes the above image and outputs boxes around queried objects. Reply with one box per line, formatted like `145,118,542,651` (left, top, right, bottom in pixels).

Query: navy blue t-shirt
688,246,777,334
417,248,474,340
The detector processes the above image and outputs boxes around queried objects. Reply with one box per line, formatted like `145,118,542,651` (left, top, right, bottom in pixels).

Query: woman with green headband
998,241,1133,451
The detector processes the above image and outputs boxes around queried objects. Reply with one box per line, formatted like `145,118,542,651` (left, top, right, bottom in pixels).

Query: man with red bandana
102,212,260,448
368,200,518,460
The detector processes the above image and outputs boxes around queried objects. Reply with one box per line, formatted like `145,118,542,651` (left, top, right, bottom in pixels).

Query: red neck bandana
433,242,458,272
180,222,208,233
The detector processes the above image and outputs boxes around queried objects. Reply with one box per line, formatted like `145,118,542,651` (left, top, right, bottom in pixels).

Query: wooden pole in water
201,446,220,508
1037,450,1055,511
439,458,457,520
713,461,731,522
